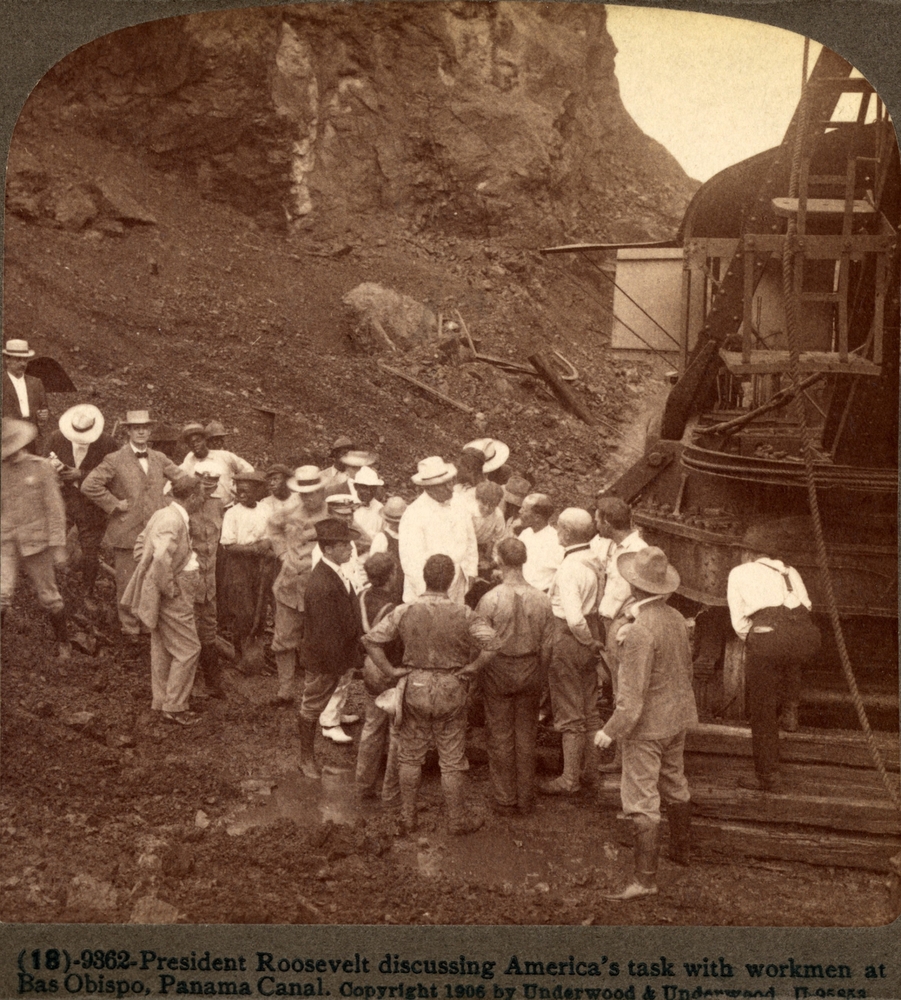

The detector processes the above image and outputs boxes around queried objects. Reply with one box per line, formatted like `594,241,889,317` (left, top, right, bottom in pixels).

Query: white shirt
7,372,30,417
548,543,601,645
72,443,88,469
727,558,811,639
130,441,150,475
520,524,564,592
220,503,269,546
353,498,384,539
599,529,648,620
398,491,478,604
180,449,253,503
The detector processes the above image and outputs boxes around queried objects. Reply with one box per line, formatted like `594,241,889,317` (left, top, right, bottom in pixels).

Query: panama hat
617,546,680,595
315,518,360,544
2,417,37,459
381,496,407,523
287,466,326,493
123,410,153,426
2,339,35,359
58,404,104,445
411,456,456,486
354,466,384,487
463,437,510,473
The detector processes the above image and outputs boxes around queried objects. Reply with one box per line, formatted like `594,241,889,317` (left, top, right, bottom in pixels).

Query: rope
780,45,900,810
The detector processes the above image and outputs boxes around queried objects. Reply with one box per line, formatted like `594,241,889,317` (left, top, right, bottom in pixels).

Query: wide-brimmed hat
58,404,104,445
381,496,407,523
181,421,207,440
2,339,35,359
354,466,384,487
287,465,325,493
234,469,267,484
463,437,510,473
341,449,379,469
326,493,360,513
123,410,153,427
204,419,226,438
2,417,37,459
502,475,531,507
411,456,456,486
617,546,680,595
315,517,359,544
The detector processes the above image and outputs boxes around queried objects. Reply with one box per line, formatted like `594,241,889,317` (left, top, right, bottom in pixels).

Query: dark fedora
314,518,359,544
617,546,680,595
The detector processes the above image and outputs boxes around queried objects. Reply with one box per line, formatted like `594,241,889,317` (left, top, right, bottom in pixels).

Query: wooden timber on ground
594,721,901,871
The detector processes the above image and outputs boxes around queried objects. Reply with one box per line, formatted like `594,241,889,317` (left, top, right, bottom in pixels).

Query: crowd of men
1,337,813,902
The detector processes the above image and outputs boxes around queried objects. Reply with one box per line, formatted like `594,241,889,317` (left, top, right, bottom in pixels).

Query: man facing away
593,546,697,901
122,476,207,726
363,554,497,836
81,409,182,640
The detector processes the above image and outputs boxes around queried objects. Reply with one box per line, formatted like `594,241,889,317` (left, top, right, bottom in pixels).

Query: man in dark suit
45,404,117,606
297,518,363,778
2,339,49,453
81,409,182,639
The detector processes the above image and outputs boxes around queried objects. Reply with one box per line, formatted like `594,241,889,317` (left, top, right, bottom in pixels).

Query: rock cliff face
26,2,696,241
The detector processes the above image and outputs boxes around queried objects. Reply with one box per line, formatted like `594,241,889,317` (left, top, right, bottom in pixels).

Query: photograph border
1,0,899,996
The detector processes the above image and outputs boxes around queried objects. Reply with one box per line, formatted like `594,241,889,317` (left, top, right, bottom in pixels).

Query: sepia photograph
1,0,899,959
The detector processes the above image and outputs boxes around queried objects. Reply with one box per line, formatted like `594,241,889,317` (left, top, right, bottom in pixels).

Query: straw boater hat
181,421,207,440
381,496,407,523
58,404,104,445
3,339,36,359
617,547,680,595
287,465,326,493
354,466,384,487
411,455,456,486
2,417,37,460
463,437,510,473
341,449,379,469
123,410,153,426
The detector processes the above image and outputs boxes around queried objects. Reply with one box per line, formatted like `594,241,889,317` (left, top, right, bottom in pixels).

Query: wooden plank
685,722,901,772
528,352,596,426
692,817,901,872
772,196,875,217
719,349,880,376
377,361,475,414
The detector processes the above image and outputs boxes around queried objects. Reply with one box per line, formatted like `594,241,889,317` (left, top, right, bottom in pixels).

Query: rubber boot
298,717,321,779
442,771,484,835
398,763,421,834
201,644,225,698
604,819,660,900
779,702,799,732
49,609,71,662
666,800,692,865
539,731,584,795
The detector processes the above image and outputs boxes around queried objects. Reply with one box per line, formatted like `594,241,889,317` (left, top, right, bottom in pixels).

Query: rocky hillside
4,3,696,505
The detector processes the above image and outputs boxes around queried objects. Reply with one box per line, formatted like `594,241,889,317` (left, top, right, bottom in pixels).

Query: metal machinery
603,47,900,729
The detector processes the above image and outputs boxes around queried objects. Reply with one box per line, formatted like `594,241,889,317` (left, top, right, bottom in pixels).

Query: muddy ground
1,110,898,929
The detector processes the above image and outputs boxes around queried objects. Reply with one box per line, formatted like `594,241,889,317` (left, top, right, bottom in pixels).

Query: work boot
666,800,692,865
779,702,799,732
201,644,225,698
539,732,584,795
49,609,72,662
297,717,321,779
442,771,484,835
604,819,660,900
398,764,421,834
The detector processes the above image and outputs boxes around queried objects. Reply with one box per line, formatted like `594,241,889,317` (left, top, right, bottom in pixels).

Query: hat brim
2,420,38,459
288,480,326,494
464,438,510,473
617,551,680,595
411,463,457,486
59,405,105,445
3,351,35,359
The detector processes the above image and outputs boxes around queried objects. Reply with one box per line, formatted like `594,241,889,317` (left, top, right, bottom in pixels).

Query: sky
605,6,825,182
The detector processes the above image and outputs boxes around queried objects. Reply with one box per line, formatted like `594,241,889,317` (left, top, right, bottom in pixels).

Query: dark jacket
2,372,48,422
301,560,363,676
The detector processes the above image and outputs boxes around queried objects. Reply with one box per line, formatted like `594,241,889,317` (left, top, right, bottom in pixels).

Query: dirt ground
1,113,898,929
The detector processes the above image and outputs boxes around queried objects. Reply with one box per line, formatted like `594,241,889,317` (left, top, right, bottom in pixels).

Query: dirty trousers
272,601,304,700
746,649,802,780
0,544,64,613
113,547,143,635
355,687,400,802
150,574,201,713
193,593,218,646
482,653,541,808
548,619,599,734
397,703,468,773
620,731,690,824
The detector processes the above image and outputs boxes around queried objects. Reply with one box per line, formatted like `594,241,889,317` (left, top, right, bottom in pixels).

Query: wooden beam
377,361,475,415
528,352,596,426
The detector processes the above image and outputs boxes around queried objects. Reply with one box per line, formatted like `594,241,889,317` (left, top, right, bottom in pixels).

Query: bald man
540,508,604,795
